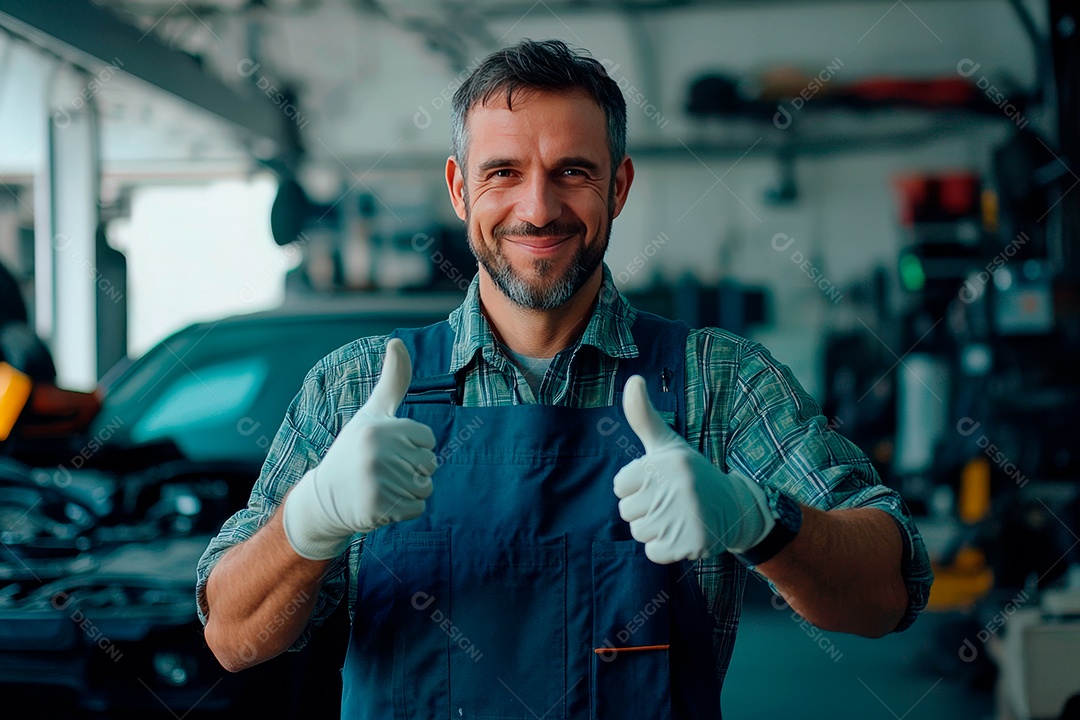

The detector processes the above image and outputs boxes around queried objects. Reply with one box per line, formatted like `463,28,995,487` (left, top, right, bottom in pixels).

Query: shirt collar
447,262,639,374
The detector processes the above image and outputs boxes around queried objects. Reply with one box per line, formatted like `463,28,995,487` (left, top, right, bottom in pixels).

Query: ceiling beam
0,0,299,160
471,0,984,16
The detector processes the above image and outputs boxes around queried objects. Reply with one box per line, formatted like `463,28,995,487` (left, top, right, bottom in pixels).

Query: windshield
90,312,447,463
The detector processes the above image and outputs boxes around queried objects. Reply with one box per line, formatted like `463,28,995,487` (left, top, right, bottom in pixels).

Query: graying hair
450,39,627,178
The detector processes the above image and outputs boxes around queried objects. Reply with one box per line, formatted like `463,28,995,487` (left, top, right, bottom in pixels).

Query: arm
615,333,931,638
755,504,908,638
730,343,933,634
195,357,343,671
204,507,330,671
724,340,931,637
197,338,436,671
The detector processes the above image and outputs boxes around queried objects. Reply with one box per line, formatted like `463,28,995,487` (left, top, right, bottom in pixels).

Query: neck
478,266,603,358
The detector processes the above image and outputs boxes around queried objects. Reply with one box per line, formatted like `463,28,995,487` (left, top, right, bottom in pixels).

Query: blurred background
0,0,1078,718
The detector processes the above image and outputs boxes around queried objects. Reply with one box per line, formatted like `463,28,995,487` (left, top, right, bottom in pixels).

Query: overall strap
613,311,691,437
391,321,460,405
390,311,692,421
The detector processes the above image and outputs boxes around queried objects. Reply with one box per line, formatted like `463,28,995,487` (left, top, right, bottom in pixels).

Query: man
198,39,933,717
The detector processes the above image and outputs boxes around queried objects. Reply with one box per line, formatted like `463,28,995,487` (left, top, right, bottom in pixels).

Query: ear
445,155,467,222
610,155,635,219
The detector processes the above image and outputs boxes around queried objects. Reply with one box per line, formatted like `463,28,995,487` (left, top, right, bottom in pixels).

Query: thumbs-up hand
283,339,437,560
612,375,774,564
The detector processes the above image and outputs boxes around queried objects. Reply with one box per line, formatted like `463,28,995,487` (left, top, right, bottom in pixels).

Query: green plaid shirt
196,263,932,685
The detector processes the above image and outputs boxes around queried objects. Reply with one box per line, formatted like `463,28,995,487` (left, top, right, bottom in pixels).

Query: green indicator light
899,253,925,291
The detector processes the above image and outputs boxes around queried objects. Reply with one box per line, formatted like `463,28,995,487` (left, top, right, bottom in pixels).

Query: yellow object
926,458,997,612
0,361,32,441
927,547,995,612
959,456,992,524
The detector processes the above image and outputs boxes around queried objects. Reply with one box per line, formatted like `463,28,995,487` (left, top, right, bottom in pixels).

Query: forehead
464,88,609,163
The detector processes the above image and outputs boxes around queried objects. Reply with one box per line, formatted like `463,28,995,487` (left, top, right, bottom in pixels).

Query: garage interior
0,0,1078,718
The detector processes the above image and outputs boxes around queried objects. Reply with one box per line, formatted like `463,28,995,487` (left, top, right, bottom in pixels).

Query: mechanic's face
446,89,633,310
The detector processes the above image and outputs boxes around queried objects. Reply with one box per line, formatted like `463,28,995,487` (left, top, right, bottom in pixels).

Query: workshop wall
230,0,1040,397
6,0,1037,395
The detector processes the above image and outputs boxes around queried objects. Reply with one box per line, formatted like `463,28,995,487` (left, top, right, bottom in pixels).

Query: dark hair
450,39,627,177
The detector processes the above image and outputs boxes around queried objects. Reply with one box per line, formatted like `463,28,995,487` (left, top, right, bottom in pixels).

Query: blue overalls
341,312,722,719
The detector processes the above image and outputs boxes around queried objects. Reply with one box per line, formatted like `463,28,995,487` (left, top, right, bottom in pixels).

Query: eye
562,168,587,177
489,169,514,179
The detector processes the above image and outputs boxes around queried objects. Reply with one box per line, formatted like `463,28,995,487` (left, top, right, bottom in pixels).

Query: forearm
756,505,908,638
203,507,330,672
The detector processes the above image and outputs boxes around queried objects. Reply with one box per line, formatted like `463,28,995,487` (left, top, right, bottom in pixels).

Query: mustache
493,220,585,240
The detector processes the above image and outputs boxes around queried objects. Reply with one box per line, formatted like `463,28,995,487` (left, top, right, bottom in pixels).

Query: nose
515,174,562,229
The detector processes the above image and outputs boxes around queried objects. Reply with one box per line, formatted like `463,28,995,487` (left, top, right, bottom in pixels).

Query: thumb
622,374,677,454
365,338,413,417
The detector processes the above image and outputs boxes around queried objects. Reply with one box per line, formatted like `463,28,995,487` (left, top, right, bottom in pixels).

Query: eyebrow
558,156,602,172
474,156,603,175
476,158,518,174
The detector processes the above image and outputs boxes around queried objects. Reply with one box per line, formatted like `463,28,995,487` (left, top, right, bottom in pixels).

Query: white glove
612,374,775,564
283,338,437,560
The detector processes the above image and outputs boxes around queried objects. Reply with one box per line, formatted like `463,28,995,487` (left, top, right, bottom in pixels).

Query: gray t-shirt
499,343,553,397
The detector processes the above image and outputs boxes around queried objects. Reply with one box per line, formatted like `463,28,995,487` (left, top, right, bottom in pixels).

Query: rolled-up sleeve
194,359,351,652
723,339,933,633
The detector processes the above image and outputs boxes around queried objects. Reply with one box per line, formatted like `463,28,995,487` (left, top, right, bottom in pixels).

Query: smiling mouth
507,234,574,250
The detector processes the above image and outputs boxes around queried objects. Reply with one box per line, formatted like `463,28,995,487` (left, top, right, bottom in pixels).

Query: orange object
959,457,992,524
593,644,670,654
927,549,994,612
0,361,32,440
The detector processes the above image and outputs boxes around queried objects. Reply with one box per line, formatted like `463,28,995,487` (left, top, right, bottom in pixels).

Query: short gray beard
466,217,610,310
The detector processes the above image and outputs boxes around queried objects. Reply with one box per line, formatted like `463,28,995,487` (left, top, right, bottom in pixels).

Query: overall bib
341,312,722,719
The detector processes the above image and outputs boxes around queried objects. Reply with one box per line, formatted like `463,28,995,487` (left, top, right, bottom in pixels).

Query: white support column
46,66,100,391
31,136,53,342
